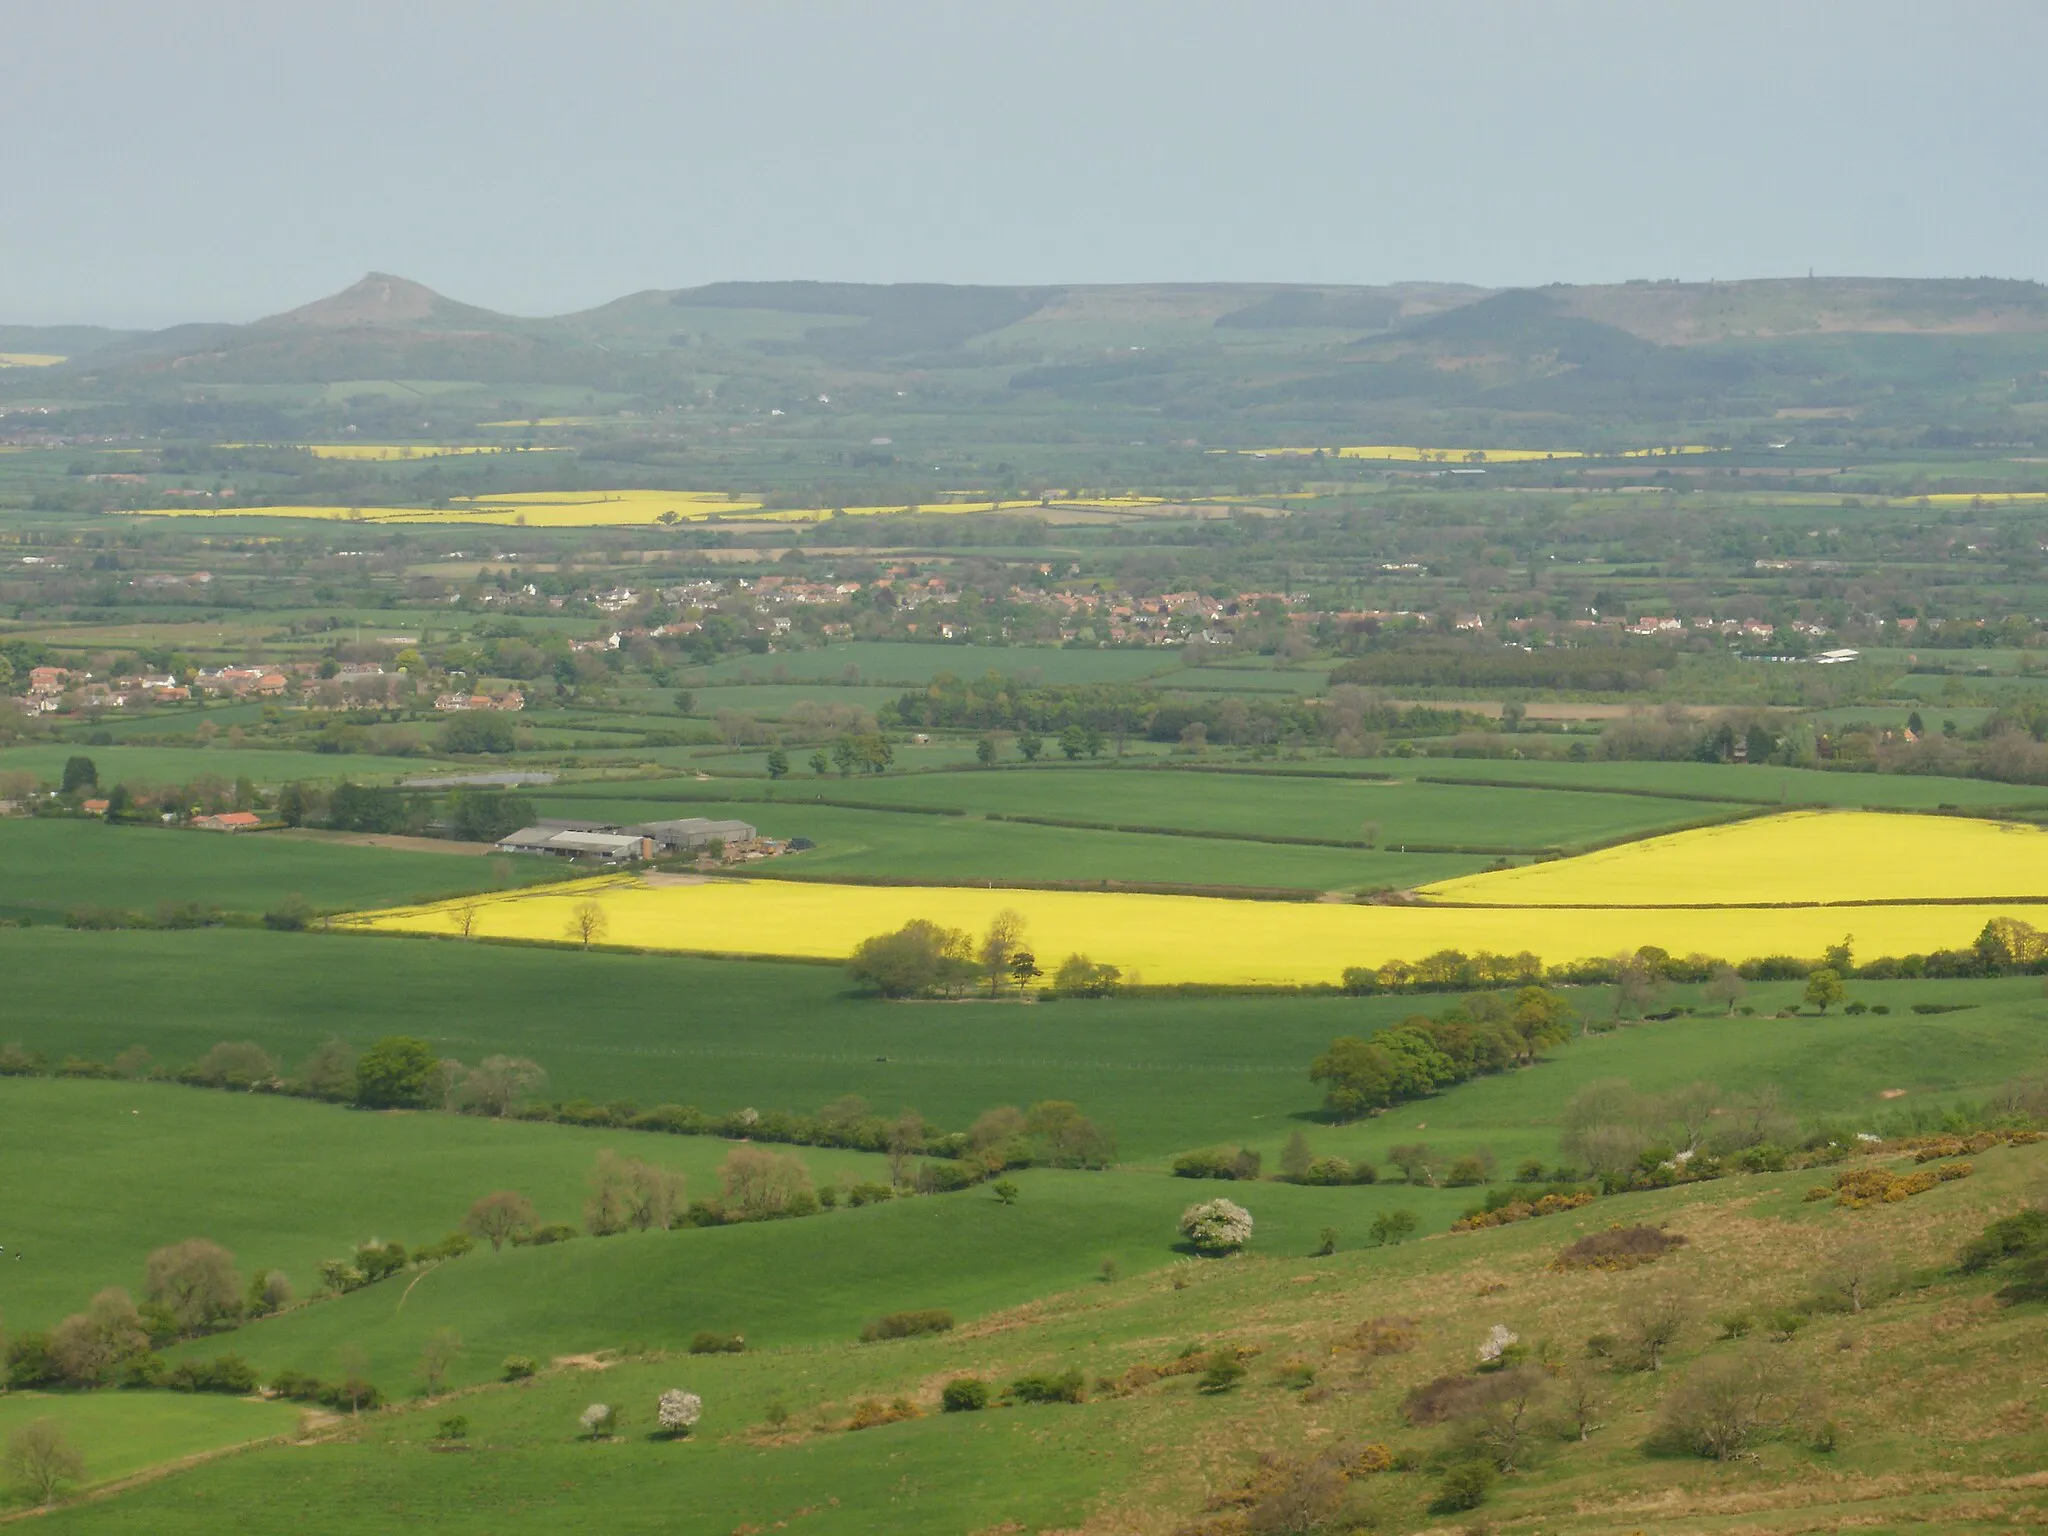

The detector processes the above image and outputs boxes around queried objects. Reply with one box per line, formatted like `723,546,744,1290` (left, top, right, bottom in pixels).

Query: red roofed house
193,811,262,832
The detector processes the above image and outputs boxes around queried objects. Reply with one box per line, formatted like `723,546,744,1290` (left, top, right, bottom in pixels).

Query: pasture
0,820,555,920
0,1393,300,1511
0,1077,896,1332
0,743,443,790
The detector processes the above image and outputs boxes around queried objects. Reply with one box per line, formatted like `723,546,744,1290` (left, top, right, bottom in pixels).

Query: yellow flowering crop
0,352,65,367
1420,811,2048,908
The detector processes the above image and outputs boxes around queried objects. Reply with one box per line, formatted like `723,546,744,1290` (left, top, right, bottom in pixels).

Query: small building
193,811,262,832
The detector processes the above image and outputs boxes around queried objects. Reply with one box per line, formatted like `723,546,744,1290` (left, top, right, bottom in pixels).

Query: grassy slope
0,820,556,920
0,1078,897,1331
0,1393,301,1511
29,1142,2048,1534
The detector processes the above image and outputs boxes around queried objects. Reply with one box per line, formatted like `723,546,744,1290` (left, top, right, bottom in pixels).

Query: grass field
0,743,446,790
343,870,2032,982
0,820,557,920
1407,757,2048,811
527,794,1488,891
0,1077,896,1333
545,766,1727,853
0,1392,300,1511
679,642,1178,687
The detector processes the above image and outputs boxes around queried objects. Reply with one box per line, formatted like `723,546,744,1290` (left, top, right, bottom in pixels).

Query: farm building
496,820,654,862
635,817,758,852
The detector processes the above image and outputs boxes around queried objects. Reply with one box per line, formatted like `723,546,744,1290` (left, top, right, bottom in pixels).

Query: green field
1404,757,2048,810
680,642,1176,687
0,1392,300,1511
0,1077,896,1333
547,767,1733,852
0,820,558,920
0,743,448,790
528,794,1489,890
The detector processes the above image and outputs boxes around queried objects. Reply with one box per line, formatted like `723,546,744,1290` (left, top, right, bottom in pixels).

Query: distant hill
13,271,2048,438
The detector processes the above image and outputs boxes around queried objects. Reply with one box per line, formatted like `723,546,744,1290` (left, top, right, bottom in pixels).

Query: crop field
525,794,1489,890
1400,757,2048,811
1422,809,2048,907
0,1392,299,1509
338,867,2028,983
686,767,1734,852
0,820,558,921
0,743,448,789
0,351,66,367
679,642,1176,686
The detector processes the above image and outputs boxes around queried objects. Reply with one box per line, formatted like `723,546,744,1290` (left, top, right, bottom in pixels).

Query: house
82,798,110,815
193,811,262,832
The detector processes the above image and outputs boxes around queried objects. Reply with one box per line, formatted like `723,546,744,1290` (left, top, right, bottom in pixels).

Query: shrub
689,1332,745,1355
1646,1351,1785,1460
1198,1352,1248,1393
502,1356,537,1382
435,1415,469,1441
1171,1146,1261,1180
1554,1225,1687,1271
511,1223,579,1247
1368,1208,1418,1246
847,1396,922,1430
860,1309,954,1343
1008,1368,1085,1405
941,1377,990,1413
1429,1459,1495,1514
656,1389,702,1437
165,1354,257,1394
1179,1198,1254,1254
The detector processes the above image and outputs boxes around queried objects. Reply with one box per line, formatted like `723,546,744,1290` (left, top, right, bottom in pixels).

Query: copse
144,1239,242,1335
847,918,978,998
1310,987,1575,1120
355,1035,439,1108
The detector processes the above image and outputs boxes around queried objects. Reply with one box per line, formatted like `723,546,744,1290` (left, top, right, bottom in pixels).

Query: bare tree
1702,964,1747,1015
145,1239,242,1334
978,909,1027,997
1659,1082,1721,1154
50,1289,148,1385
4,1419,85,1506
566,900,608,950
718,1145,814,1218
585,1152,685,1235
1555,1361,1603,1442
462,1190,537,1252
458,1055,548,1117
336,1345,373,1414
419,1329,462,1395
1652,1349,1786,1459
449,901,482,939
1620,1286,1690,1372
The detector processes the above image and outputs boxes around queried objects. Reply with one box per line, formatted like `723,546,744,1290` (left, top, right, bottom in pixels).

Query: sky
5,0,2045,327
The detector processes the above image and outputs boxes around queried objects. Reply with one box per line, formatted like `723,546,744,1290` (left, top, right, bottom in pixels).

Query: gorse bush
860,1309,954,1343
941,1377,990,1412
1008,1368,1085,1405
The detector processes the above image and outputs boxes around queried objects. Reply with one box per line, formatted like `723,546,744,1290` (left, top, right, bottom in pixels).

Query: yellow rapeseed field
115,489,1169,528
1419,811,2048,908
337,813,2045,986
1242,444,1721,463
0,352,65,368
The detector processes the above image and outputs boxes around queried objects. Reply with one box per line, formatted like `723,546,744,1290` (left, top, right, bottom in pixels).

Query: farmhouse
193,811,262,832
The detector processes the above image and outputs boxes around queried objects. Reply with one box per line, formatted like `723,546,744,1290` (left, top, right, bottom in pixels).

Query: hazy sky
7,0,2045,327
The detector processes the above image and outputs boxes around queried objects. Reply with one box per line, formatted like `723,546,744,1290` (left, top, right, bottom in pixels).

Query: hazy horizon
7,0,2046,328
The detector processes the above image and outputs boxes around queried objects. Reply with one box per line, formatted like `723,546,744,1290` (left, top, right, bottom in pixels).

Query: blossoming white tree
579,1403,616,1438
1477,1323,1520,1366
657,1389,702,1437
1179,1198,1254,1254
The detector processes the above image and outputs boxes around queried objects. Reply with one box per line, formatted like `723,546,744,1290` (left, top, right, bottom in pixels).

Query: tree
1309,1036,1397,1120
144,1239,242,1334
247,1269,292,1315
50,1288,149,1384
1007,950,1041,991
458,1055,548,1117
1651,1350,1785,1460
975,735,998,767
1179,1198,1254,1253
1052,953,1119,997
719,1145,814,1218
1612,953,1663,1021
60,756,97,795
978,909,1027,997
1620,1287,1690,1371
4,1419,84,1506
355,1035,439,1108
1058,724,1087,760
807,750,829,777
1387,1143,1437,1185
437,713,517,754
847,919,976,998
1703,964,1747,1015
300,1038,357,1100
656,1389,702,1437
463,1190,537,1252
765,748,789,780
566,900,609,949
1016,732,1043,761
1026,1100,1115,1167
449,900,482,939
1804,968,1847,1013
419,1330,461,1395
1280,1130,1313,1183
